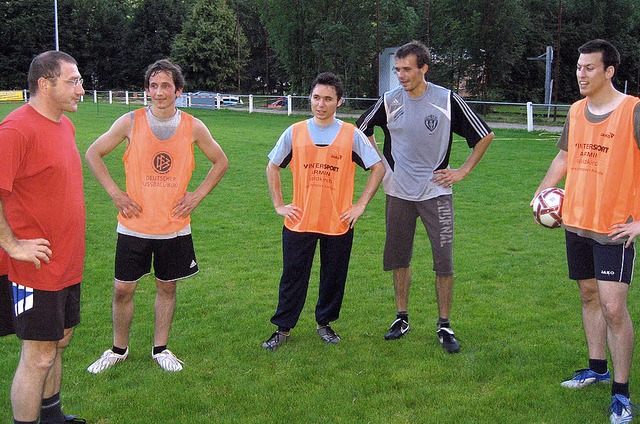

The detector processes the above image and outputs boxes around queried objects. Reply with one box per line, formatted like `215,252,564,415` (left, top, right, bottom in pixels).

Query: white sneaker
87,348,129,374
152,349,184,372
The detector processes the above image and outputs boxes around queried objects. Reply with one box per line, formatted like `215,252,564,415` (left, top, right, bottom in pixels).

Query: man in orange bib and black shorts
534,39,640,423
261,72,385,350
85,59,228,373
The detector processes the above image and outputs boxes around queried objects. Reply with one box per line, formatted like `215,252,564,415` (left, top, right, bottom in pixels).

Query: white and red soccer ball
532,187,564,229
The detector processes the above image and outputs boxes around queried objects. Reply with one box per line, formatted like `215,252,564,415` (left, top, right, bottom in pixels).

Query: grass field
0,102,636,423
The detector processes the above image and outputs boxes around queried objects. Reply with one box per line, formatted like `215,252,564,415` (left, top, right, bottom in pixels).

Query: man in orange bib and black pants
85,59,228,373
262,72,385,350
534,39,640,423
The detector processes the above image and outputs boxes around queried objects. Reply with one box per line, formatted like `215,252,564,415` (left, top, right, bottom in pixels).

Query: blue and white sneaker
560,368,611,389
609,394,636,424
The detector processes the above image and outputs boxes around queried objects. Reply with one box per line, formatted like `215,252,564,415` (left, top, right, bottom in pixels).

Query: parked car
267,97,287,109
189,92,243,108
221,95,243,106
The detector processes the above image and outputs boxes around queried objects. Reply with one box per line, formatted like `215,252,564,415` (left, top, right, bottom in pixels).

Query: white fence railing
6,89,569,131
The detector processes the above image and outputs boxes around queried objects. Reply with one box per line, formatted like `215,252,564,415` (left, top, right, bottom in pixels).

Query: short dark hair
28,51,78,95
578,39,620,73
144,59,185,91
310,72,344,99
395,40,430,68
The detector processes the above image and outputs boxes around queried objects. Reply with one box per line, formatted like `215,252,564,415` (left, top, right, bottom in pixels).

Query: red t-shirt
0,249,7,275
0,104,85,290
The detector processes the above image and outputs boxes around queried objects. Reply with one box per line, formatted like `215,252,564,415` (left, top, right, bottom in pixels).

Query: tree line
1,0,639,103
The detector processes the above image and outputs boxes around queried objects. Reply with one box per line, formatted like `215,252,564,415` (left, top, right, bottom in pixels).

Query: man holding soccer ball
533,39,640,423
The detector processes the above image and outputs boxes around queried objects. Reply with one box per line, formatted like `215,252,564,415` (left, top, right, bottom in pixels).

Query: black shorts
11,282,81,341
0,275,16,336
115,233,199,282
566,230,635,283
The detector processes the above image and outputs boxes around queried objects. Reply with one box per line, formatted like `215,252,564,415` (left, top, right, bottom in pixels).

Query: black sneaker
437,325,460,353
317,325,341,344
64,415,87,423
262,331,290,350
384,318,410,340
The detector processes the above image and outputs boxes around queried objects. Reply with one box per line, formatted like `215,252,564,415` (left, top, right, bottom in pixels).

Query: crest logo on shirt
425,114,438,132
153,152,172,174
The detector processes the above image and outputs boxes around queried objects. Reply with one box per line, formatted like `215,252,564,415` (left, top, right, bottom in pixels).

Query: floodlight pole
54,0,59,51
545,45,553,104
528,46,553,104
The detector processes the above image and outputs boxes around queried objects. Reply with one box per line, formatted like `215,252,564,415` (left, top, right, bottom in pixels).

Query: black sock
612,381,630,398
589,358,608,375
397,312,408,322
153,345,167,355
437,317,450,328
40,392,64,423
112,345,127,355
14,420,38,424
277,326,291,334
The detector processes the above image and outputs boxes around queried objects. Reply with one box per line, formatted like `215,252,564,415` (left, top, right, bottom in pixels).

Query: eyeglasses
63,78,84,87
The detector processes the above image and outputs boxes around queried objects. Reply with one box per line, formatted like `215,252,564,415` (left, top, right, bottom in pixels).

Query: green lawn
0,103,633,423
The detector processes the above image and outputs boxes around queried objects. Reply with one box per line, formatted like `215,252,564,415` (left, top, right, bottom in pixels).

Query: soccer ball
532,187,564,229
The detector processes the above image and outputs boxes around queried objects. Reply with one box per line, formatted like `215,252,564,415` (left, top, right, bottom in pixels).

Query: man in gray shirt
357,40,493,353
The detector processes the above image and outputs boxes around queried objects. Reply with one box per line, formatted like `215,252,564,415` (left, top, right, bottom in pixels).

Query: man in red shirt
0,51,86,424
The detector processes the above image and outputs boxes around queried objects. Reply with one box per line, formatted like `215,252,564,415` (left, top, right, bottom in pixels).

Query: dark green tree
0,0,57,89
508,0,558,103
229,0,288,93
553,0,640,102
122,0,191,89
264,0,418,97
2,0,639,103
262,0,319,94
171,0,248,92
428,0,530,101
57,0,130,90
310,1,380,98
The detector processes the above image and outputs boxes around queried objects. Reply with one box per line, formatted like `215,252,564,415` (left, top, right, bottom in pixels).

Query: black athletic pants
270,226,354,329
